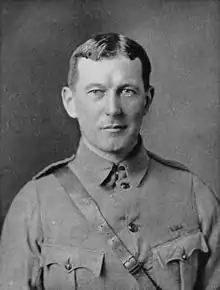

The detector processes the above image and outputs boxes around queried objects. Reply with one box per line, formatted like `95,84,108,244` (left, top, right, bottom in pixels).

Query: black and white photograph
0,0,219,289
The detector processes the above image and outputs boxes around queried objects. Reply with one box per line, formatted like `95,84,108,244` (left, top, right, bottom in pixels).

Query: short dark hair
67,33,152,91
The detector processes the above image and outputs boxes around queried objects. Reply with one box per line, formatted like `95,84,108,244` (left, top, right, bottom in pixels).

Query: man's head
67,33,152,92
62,33,154,161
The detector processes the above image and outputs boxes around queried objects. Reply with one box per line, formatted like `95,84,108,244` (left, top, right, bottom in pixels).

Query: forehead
76,56,143,86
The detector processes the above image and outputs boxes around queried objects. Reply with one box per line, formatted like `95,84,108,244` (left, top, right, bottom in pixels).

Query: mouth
102,124,127,132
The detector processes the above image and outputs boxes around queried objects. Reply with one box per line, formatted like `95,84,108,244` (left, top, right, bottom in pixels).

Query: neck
82,137,138,164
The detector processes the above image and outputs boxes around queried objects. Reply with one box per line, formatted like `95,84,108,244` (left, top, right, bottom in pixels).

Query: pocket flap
41,244,104,277
152,231,209,267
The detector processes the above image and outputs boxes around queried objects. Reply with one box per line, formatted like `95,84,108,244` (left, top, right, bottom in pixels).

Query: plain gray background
1,0,219,229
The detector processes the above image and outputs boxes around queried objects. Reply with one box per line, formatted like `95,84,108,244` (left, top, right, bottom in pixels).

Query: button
65,259,73,271
120,182,130,189
118,165,126,171
128,222,139,233
181,251,187,261
117,165,127,179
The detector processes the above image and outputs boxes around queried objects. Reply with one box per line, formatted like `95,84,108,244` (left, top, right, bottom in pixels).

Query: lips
103,124,126,129
102,124,127,131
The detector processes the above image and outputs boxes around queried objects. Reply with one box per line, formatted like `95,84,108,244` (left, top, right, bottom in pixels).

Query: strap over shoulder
54,165,160,288
33,155,75,180
54,165,135,268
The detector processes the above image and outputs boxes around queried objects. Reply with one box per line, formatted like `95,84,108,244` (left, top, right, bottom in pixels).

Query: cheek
124,102,145,122
75,99,88,115
76,101,100,127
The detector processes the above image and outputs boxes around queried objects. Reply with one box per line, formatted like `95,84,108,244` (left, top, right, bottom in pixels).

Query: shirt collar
69,136,150,188
120,138,150,187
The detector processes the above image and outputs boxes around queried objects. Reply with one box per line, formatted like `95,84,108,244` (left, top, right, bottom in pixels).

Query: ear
143,85,154,114
61,86,77,118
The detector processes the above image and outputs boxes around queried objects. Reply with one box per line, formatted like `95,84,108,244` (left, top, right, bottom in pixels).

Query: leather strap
54,165,159,288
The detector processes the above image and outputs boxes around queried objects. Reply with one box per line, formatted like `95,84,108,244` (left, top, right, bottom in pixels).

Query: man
0,33,220,290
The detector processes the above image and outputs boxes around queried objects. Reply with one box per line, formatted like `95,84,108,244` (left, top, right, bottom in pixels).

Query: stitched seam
191,174,202,231
150,228,201,250
34,179,44,248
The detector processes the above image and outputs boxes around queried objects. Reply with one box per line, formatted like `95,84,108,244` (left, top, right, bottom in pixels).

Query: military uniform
1,138,220,289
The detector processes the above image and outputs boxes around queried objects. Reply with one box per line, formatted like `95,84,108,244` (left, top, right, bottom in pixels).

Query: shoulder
146,150,193,192
33,154,76,180
147,149,219,208
6,155,76,215
192,174,220,224
6,153,74,213
25,155,76,204
8,154,75,206
147,150,189,172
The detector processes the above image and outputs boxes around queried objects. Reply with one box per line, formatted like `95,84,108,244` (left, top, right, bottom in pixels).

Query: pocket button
128,222,139,233
120,182,130,189
181,250,188,261
65,258,73,272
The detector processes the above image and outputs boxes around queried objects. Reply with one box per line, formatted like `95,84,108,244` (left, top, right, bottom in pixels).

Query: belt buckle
123,256,142,275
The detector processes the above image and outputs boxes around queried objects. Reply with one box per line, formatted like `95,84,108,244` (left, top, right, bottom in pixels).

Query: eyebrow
85,83,106,91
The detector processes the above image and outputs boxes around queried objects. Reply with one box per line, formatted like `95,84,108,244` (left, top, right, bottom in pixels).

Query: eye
87,89,105,98
121,88,137,97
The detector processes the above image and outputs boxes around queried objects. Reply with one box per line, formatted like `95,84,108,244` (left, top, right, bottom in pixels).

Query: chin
99,139,133,154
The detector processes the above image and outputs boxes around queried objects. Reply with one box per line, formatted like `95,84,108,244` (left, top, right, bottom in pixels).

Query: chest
36,173,207,290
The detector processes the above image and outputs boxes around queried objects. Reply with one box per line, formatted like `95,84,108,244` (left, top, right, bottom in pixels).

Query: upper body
1,33,220,289
1,138,220,290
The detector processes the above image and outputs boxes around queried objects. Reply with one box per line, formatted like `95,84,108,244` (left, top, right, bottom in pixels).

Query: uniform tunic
1,139,220,289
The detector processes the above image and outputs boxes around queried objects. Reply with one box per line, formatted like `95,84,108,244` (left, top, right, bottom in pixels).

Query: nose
105,91,122,116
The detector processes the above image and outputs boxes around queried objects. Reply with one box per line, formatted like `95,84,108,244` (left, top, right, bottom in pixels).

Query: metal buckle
123,256,142,275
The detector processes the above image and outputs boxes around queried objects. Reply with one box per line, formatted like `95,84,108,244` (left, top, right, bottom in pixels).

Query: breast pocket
41,244,104,290
151,231,209,290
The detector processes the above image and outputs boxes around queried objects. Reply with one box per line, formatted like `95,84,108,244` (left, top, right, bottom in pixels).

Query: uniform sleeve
193,174,220,289
0,181,43,290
